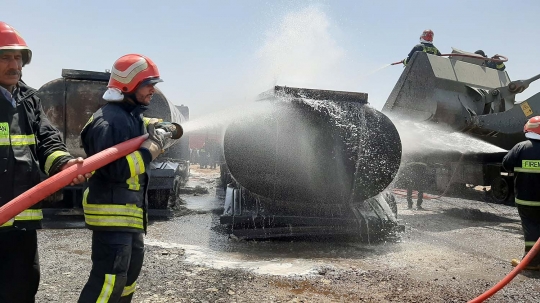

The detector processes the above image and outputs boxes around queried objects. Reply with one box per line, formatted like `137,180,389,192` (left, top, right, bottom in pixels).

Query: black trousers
516,204,540,266
0,230,40,303
407,187,423,207
79,231,144,303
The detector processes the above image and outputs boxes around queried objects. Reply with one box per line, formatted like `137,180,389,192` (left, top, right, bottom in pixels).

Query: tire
490,176,514,205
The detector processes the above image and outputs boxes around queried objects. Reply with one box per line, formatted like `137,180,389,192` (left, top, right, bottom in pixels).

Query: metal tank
37,69,189,211
382,50,540,203
220,86,403,239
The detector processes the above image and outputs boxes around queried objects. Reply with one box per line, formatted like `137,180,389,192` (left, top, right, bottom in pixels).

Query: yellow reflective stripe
521,160,540,170
85,215,144,229
14,209,43,221
514,167,540,173
496,63,505,69
142,117,163,126
525,241,536,248
515,199,540,206
0,134,36,146
97,274,116,303
126,176,140,191
83,189,143,218
83,115,94,131
84,204,143,218
126,151,145,177
122,281,137,297
10,134,36,146
45,150,70,175
0,218,14,227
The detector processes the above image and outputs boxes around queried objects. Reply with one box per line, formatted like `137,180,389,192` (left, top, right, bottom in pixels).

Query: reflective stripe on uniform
15,209,43,221
496,63,505,69
0,218,14,227
85,215,144,229
525,241,537,249
126,151,145,177
121,281,137,297
142,117,163,127
82,189,144,230
45,150,70,175
10,134,36,146
422,46,439,55
126,176,140,191
515,199,540,206
97,274,116,303
0,134,36,146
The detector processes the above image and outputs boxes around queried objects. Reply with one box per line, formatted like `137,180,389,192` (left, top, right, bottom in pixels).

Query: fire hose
0,134,148,226
0,122,183,226
468,240,540,302
391,53,509,66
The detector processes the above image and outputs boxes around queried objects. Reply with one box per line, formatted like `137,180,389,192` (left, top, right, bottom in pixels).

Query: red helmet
420,29,434,43
0,21,32,66
103,54,162,101
524,116,540,135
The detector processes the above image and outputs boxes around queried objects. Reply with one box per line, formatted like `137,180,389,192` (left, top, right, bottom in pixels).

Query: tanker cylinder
223,96,402,206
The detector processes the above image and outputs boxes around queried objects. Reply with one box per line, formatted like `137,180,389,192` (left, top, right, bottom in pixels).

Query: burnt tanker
220,86,402,239
383,50,540,203
37,69,190,212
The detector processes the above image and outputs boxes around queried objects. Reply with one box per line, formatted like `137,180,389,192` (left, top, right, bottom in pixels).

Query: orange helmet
103,54,162,101
0,21,32,66
420,29,434,43
524,116,540,136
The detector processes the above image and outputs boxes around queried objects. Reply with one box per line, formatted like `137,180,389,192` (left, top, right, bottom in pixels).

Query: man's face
135,83,156,106
0,50,23,88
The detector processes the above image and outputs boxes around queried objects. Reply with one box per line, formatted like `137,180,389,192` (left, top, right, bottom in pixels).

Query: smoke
251,6,346,94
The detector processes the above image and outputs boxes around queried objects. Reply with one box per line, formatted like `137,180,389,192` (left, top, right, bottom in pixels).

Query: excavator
383,48,540,204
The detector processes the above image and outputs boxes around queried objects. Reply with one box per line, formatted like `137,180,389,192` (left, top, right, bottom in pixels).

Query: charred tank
220,86,402,239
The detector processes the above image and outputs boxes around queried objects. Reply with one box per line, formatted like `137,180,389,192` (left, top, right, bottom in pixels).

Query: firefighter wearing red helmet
79,54,175,302
502,116,540,270
402,29,442,66
0,21,90,302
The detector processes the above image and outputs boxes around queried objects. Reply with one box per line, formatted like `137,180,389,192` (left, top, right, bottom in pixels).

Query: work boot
407,201,413,209
416,205,424,210
511,258,540,270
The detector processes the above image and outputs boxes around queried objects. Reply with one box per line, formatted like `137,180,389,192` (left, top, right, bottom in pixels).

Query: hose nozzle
155,122,184,139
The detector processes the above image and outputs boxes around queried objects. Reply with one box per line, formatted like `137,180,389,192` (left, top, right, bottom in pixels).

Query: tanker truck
36,69,190,215
219,86,403,239
383,49,540,204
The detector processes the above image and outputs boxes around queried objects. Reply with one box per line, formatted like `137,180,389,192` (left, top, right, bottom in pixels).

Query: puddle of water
145,240,320,276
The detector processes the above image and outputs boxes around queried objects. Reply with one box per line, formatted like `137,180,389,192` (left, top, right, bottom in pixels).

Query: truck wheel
148,189,172,209
490,176,512,204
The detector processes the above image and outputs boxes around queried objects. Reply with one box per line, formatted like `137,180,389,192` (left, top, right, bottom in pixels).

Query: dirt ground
35,165,540,302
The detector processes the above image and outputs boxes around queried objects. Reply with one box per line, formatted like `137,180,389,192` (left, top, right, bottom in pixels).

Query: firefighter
403,29,442,66
0,21,90,302
502,116,540,270
474,50,506,71
79,54,172,302
402,160,428,210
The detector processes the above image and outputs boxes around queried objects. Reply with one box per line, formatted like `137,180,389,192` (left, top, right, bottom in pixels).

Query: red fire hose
391,53,509,65
469,240,540,302
0,134,148,226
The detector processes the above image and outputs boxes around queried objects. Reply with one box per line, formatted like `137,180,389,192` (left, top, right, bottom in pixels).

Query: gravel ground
35,167,540,302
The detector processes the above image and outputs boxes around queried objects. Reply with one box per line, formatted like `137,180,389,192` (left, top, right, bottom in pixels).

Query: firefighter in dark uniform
402,160,428,210
502,116,540,270
403,29,442,66
0,21,90,303
79,54,173,302
474,50,506,71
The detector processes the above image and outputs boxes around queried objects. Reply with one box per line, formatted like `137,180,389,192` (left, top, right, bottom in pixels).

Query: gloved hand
141,123,166,160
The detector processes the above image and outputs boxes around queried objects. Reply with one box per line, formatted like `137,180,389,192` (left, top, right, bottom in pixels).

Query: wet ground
36,165,540,302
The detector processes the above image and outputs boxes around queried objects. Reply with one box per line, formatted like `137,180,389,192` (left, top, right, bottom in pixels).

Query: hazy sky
5,0,540,119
